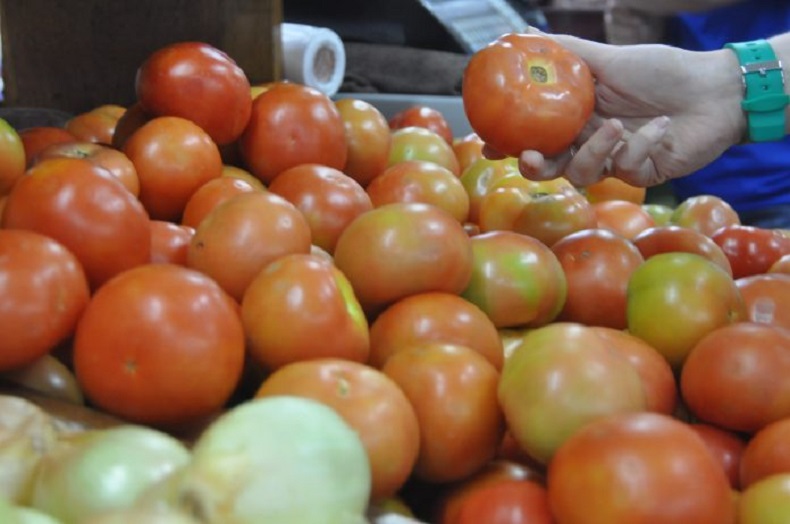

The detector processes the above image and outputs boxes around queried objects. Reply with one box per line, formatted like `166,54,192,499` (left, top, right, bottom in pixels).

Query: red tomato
463,33,595,157
689,422,747,490
333,202,473,314
593,199,656,240
0,230,90,371
461,230,567,329
452,133,485,175
149,220,194,266
239,82,347,184
18,126,77,167
366,160,469,223
498,322,646,464
111,102,151,150
335,98,392,187
740,417,790,489
180,176,260,230
73,264,246,430
382,343,505,483
551,228,645,329
711,224,790,279
267,163,373,254
135,41,252,145
439,479,552,524
2,157,151,290
388,126,460,176
548,412,736,524
671,194,741,237
583,177,646,205
389,105,454,145
187,191,312,302
368,292,503,371
65,104,126,146
680,322,790,433
0,117,26,196
255,358,419,501
632,225,733,276
736,273,790,330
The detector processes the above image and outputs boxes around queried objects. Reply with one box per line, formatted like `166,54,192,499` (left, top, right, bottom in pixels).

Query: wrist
707,48,749,147
768,33,790,137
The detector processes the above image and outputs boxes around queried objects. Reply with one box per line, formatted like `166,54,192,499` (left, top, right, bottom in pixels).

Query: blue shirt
666,0,790,216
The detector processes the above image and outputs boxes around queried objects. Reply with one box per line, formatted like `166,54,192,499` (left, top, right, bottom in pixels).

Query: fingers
561,118,625,186
610,116,670,186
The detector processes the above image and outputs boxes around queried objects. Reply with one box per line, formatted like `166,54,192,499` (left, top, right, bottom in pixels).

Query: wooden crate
0,0,283,114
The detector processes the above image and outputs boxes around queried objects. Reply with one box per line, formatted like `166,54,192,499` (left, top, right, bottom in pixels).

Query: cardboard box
0,0,283,114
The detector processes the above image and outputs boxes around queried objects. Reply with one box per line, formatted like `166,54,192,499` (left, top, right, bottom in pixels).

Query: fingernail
653,116,670,132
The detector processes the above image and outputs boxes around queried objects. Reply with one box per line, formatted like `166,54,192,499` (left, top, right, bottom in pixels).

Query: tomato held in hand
462,33,595,158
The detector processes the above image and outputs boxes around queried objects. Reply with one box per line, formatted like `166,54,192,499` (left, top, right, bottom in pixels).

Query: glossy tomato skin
740,417,790,489
334,98,392,188
632,225,733,276
583,177,646,205
548,412,736,524
0,230,90,371
135,41,252,145
149,220,194,266
2,157,151,290
459,157,520,224
452,133,486,175
18,126,77,167
711,224,790,279
180,176,260,230
689,422,746,490
551,228,645,329
388,126,460,176
592,199,656,240
388,105,454,145
439,479,552,524
463,33,595,157
0,117,26,195
736,273,790,330
670,194,741,237
73,264,246,430
239,82,347,184
65,104,126,146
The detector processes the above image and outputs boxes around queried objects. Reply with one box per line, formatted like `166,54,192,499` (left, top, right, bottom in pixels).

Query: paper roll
281,23,346,97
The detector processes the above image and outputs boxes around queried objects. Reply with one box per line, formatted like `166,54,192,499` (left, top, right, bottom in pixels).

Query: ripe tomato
461,230,567,328
740,417,790,489
388,105,454,145
583,177,646,205
255,358,419,501
463,33,595,157
123,116,223,222
382,342,505,483
689,422,746,490
366,160,469,223
187,191,312,302
221,164,266,191
711,224,790,279
670,194,741,237
0,230,90,371
632,225,733,276
368,292,503,371
593,199,656,240
149,220,194,266
334,98,392,187
333,202,473,314
459,157,520,224
548,412,736,524
551,228,645,329
2,157,151,290
135,41,252,145
736,273,790,330
111,102,151,150
680,322,790,433
18,126,76,167
73,264,246,430
0,117,26,196
65,104,126,145
267,163,373,254
438,478,552,524
452,133,485,175
388,126,460,176
499,322,646,464
626,252,745,369
180,176,259,230
239,82,347,184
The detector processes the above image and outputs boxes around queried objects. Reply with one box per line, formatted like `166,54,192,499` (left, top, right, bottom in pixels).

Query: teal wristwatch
724,39,789,142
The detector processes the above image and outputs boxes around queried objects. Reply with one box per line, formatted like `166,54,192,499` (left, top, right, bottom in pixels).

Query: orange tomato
388,105,454,145
335,98,392,187
18,126,77,167
180,176,259,230
65,104,126,145
149,220,195,266
583,176,647,205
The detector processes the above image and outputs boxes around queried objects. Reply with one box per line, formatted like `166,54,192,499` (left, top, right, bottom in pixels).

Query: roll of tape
281,23,346,97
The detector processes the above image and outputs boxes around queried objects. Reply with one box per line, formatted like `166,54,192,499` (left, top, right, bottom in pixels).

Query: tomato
593,199,656,240
388,105,454,145
738,474,790,524
0,230,90,371
711,224,790,279
241,253,369,370
2,157,151,290
123,116,223,222
632,225,733,276
670,194,741,237
239,82,347,184
18,126,77,167
689,423,747,490
452,133,485,175
135,41,252,146
149,220,194,266
388,126,460,176
463,33,595,157
187,191,312,302
438,478,552,524
368,292,503,371
548,412,736,524
551,228,644,329
642,203,675,226
335,98,392,187
255,358,419,501
770,253,790,275
382,342,505,483
459,157,520,224
680,322,790,433
34,141,140,197
111,102,151,150
333,202,473,314
0,117,26,196
220,164,266,191
267,163,373,254
366,160,469,223
736,273,790,330
73,264,245,431
65,104,126,145
583,177,646,205
499,323,646,464
626,252,745,369
740,417,790,489
461,230,567,329
181,176,259,230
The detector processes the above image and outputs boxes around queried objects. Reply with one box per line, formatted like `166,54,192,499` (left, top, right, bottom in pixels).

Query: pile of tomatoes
1,36,790,524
